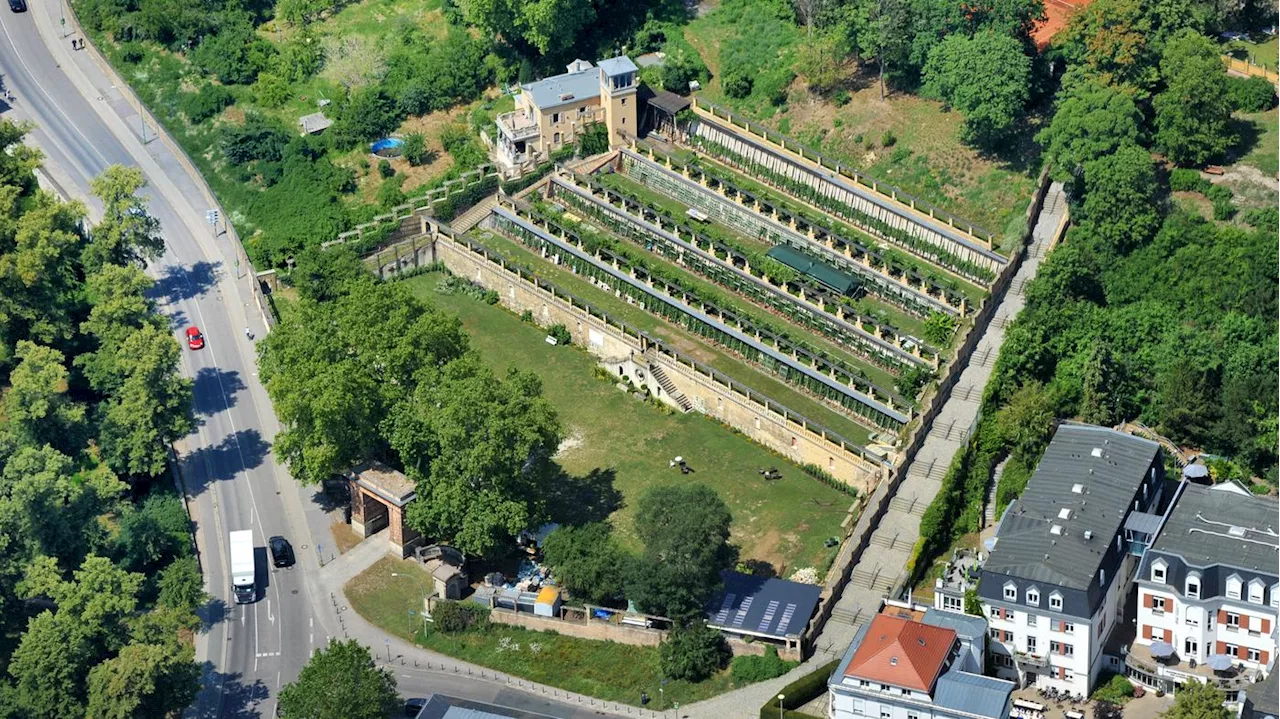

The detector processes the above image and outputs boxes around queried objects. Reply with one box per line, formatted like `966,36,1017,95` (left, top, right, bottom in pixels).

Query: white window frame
1062,622,1075,633
942,594,963,612
1227,612,1240,629
880,708,891,719
1227,575,1243,600
1248,648,1261,662
1049,592,1063,611
1152,559,1167,584
1026,614,1038,627
1027,588,1040,606
1186,574,1200,599
1152,596,1167,613
1004,582,1017,601
1027,635,1037,653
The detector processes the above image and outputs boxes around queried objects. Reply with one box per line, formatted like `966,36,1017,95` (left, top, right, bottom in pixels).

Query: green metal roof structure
766,244,860,295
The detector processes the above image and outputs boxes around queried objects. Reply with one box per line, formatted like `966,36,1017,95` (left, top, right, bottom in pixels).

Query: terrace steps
647,360,694,413
452,193,499,234
888,495,929,517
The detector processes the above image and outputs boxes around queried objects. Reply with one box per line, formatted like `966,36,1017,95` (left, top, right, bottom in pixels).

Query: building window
943,595,963,612
1248,648,1261,662
1063,644,1075,657
552,112,561,124
907,712,919,719
1249,580,1265,604
1152,597,1167,613
1227,644,1239,657
621,98,627,106
1049,593,1063,611
1005,583,1017,601
880,708,891,719
1186,576,1200,599
1027,636,1037,653
1062,622,1075,633
553,132,561,144
1227,575,1242,600
1050,641,1060,654
1064,669,1075,682
1027,589,1040,606
1008,611,1018,623
1027,614,1038,627
990,629,1000,640
1185,638,1198,656
1004,631,1015,643
1152,561,1167,584
1227,613,1240,629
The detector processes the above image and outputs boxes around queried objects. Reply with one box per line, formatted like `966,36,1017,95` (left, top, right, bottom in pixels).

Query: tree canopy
626,484,735,619
922,30,1032,147
542,522,628,605
1153,29,1236,166
278,639,400,719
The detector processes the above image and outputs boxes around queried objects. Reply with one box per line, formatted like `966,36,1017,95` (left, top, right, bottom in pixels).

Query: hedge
757,659,839,719
431,175,499,221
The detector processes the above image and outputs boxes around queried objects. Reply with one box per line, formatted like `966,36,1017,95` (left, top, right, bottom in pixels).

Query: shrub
1169,168,1210,193
731,646,796,685
221,115,290,165
880,130,897,148
547,324,572,345
432,601,489,633
759,659,839,717
1227,75,1277,113
180,85,234,124
377,176,406,209
403,132,429,166
755,67,794,106
579,124,609,156
723,68,754,99
1205,184,1234,220
119,43,145,64
254,72,291,108
377,160,395,179
1242,206,1279,229
520,309,534,323
1092,673,1136,704
833,90,851,106
659,621,730,682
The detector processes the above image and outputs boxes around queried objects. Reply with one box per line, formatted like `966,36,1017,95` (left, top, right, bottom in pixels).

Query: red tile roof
1033,0,1093,49
843,614,957,692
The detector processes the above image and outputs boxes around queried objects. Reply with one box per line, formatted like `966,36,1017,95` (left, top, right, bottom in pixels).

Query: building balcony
497,111,540,141
1124,642,1263,693
1014,651,1049,668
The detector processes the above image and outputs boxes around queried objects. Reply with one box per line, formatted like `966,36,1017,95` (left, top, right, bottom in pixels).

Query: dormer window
1272,584,1279,609
1186,574,1200,599
1004,582,1017,601
1249,579,1265,604
1151,560,1167,584
1027,588,1040,606
1227,575,1243,600
1049,592,1063,611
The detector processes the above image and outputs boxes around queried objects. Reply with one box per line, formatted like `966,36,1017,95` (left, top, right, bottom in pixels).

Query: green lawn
345,558,736,710
401,272,854,575
1225,36,1279,71
1237,108,1279,176
457,229,882,446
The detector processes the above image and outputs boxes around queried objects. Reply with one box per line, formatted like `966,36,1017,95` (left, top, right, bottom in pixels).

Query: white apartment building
1128,481,1278,696
977,424,1166,697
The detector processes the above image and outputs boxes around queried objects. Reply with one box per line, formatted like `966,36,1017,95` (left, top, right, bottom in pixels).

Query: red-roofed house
829,601,1015,719
1033,0,1093,49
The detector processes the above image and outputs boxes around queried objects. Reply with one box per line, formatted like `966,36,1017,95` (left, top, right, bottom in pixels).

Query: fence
1223,55,1280,84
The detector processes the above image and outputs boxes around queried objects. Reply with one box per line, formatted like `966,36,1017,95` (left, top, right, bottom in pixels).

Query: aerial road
0,4,623,718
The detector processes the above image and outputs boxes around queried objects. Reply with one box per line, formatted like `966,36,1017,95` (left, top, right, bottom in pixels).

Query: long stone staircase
647,361,693,413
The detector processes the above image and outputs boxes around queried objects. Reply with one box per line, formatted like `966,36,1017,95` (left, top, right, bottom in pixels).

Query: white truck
229,530,256,603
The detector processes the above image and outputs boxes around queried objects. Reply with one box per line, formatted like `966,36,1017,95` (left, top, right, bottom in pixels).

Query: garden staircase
646,361,693,413
450,193,499,234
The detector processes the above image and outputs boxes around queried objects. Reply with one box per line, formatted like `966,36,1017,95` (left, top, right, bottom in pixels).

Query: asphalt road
0,6,622,718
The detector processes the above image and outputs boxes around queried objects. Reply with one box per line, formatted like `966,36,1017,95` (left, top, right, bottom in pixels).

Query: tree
191,17,275,85
396,356,562,558
278,639,399,719
795,30,849,94
542,523,628,604
321,34,387,90
626,484,735,619
77,264,163,393
922,30,1031,147
7,611,92,718
1079,142,1161,253
20,555,144,654
1162,680,1230,719
0,191,90,352
331,88,400,150
658,620,730,682
1060,0,1158,92
402,132,429,166
458,0,596,56
254,71,292,108
97,323,194,477
865,0,914,99
85,165,165,272
1153,29,1236,166
117,493,191,573
1036,76,1144,189
157,556,207,613
86,641,199,719
1,445,119,565
289,246,369,303
3,341,86,451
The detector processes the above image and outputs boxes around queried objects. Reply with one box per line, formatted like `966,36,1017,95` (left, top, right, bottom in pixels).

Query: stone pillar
350,483,369,537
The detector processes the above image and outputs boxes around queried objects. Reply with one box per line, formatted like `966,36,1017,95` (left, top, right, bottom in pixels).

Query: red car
185,326,205,350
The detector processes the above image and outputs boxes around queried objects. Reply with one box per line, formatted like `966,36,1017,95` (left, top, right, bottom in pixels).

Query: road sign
206,209,219,225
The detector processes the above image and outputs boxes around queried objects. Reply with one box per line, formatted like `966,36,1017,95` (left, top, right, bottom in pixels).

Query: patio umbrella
1149,641,1176,658
1206,654,1234,671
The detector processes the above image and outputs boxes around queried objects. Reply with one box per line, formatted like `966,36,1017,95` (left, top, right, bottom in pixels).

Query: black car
403,698,427,717
268,536,294,568
8,0,27,12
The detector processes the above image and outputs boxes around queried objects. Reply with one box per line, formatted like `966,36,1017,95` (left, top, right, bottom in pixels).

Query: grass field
1236,108,1279,177
400,272,854,576
456,230,882,446
344,558,737,709
1225,35,1279,71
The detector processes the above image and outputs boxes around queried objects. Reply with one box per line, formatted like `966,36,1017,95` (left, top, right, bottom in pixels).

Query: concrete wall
422,222,885,492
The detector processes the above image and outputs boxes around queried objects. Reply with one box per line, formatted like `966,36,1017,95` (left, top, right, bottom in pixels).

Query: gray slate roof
983,424,1160,591
414,693,553,719
1249,669,1280,719
598,55,639,76
1150,483,1279,573
522,67,600,111
933,668,1014,718
921,608,986,642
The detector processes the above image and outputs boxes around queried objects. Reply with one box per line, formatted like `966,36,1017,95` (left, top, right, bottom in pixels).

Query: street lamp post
778,693,786,719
